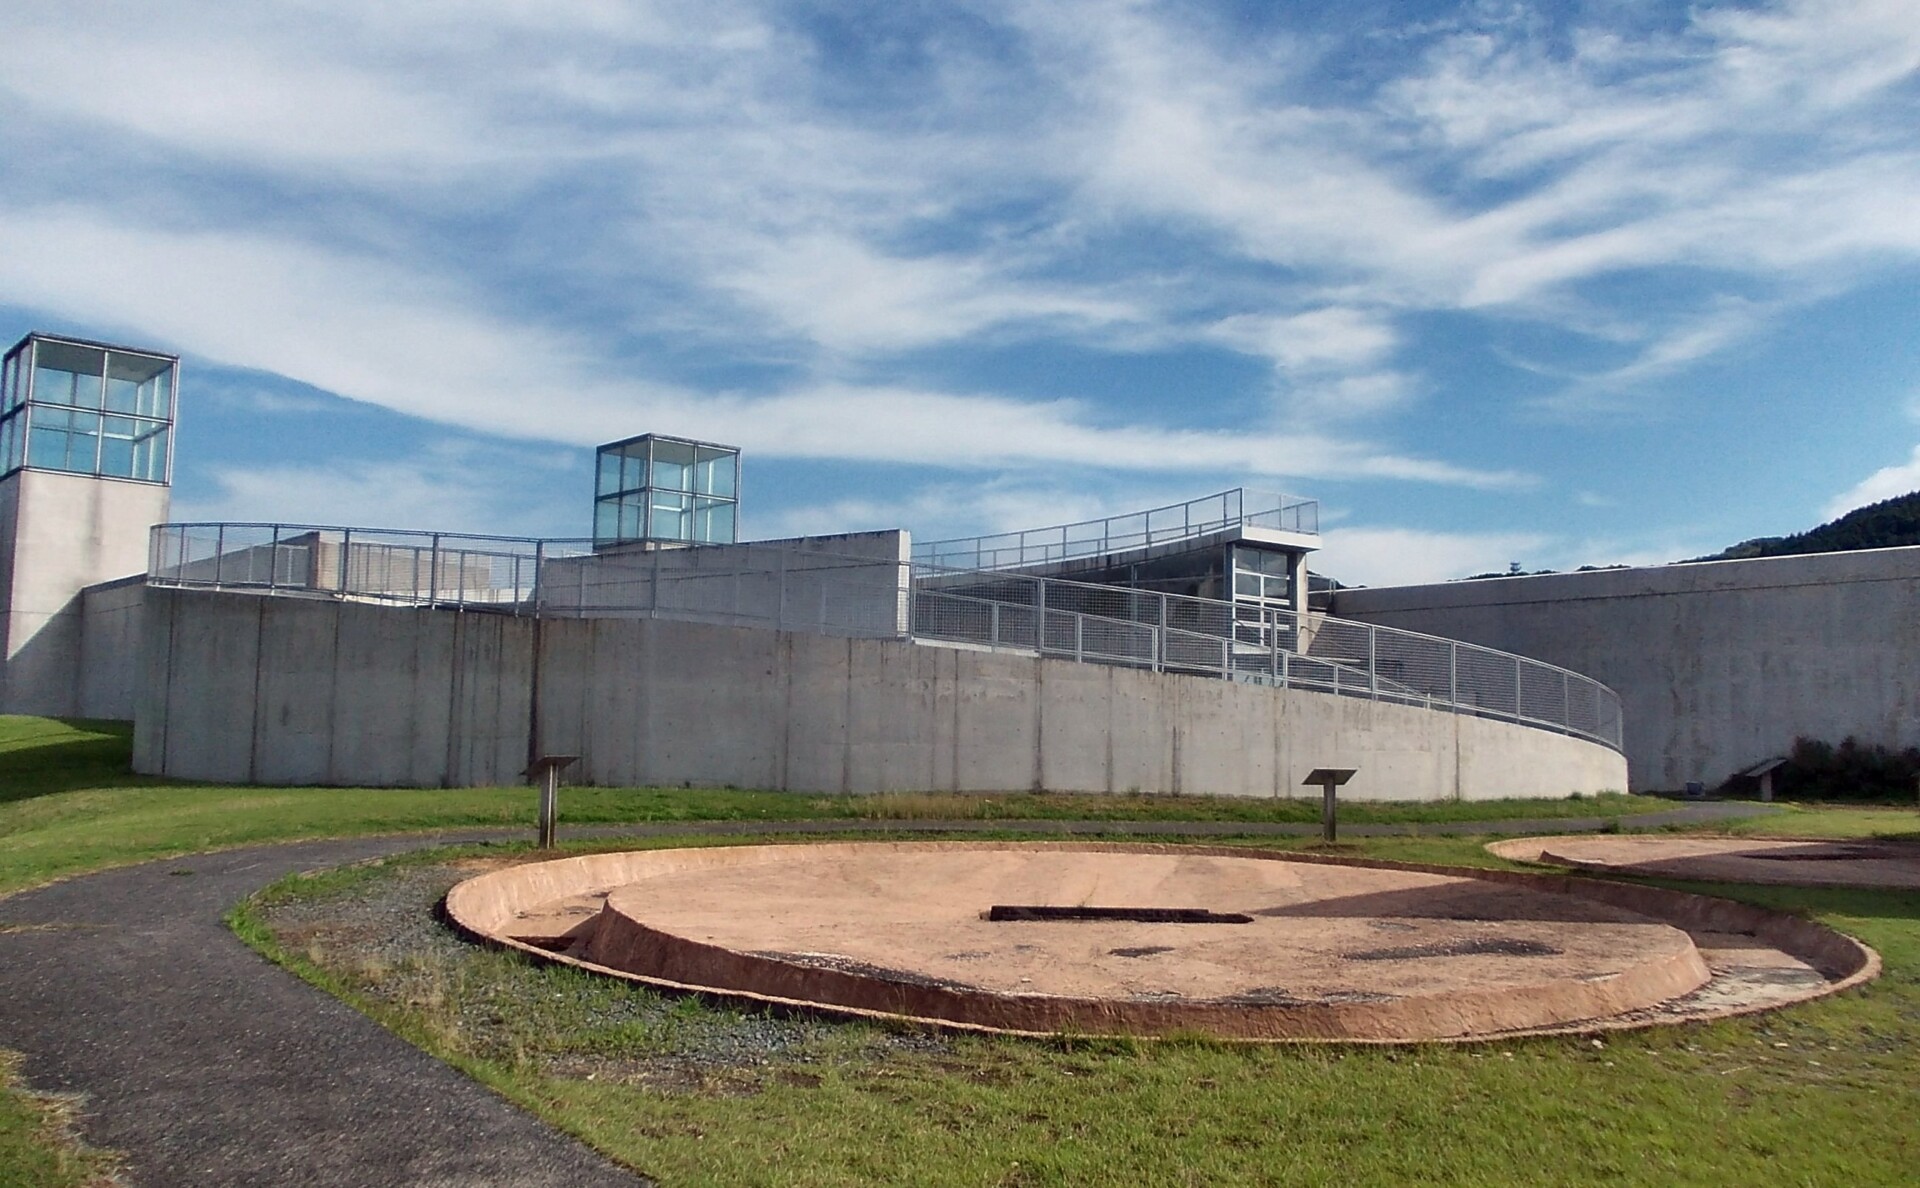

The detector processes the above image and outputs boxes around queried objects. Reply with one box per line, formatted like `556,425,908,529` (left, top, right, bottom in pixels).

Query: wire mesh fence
149,522,1622,750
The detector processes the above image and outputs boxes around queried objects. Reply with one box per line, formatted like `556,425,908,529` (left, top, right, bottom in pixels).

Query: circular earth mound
1488,835,1920,889
444,842,1878,1042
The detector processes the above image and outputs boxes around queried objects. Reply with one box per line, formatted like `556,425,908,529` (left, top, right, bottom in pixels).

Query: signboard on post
526,755,580,849
1303,768,1357,843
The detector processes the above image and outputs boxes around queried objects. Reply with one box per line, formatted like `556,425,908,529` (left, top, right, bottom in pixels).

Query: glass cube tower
594,434,739,550
1,333,175,484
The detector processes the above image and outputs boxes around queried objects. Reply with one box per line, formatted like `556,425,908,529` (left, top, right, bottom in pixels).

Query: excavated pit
1488,835,1920,889
445,841,1879,1042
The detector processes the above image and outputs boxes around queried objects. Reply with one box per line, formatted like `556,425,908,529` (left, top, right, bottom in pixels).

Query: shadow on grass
0,717,173,806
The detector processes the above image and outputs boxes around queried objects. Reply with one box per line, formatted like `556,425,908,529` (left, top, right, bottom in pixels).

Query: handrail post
1368,624,1378,699
214,524,226,587
1157,593,1167,670
531,541,545,616
1035,576,1046,651
338,529,352,595
1449,641,1457,706
429,533,442,605
267,524,280,591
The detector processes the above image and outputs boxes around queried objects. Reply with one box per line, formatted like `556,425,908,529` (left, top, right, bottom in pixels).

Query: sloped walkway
0,803,1772,1187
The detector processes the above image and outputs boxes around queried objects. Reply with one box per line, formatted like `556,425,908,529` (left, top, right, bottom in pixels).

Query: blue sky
2,0,1918,585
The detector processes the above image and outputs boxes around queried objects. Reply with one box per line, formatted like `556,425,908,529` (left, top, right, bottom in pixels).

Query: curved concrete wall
1330,546,1920,791
134,586,1625,799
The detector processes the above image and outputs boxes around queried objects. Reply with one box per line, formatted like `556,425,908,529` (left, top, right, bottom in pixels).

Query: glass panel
596,449,622,496
693,446,737,497
621,450,645,492
28,405,80,471
650,439,696,492
594,498,618,542
1235,547,1292,575
132,424,169,482
1234,571,1261,597
99,415,137,478
139,368,173,418
0,415,15,474
105,353,173,416
618,494,644,539
649,491,692,540
694,497,736,544
1,354,15,412
32,341,106,408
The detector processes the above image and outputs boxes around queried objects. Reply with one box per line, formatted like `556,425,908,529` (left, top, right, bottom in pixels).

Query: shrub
1774,735,1920,801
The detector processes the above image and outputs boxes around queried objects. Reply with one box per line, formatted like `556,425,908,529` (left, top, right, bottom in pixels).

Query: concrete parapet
136,585,1625,798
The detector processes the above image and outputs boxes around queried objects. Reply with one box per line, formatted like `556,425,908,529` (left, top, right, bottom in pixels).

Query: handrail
910,487,1318,571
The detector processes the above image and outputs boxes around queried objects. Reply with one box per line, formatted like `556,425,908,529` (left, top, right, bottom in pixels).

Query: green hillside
1697,489,1920,561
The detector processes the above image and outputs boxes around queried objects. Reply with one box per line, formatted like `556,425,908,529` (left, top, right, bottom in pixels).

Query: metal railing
147,523,582,608
148,521,1621,750
911,488,1318,571
907,561,1621,748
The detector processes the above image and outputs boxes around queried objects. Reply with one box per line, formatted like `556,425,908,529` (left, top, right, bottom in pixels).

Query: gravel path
0,802,1775,1187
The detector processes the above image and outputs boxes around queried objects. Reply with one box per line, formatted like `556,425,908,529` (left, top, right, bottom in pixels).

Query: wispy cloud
1320,526,1552,587
2,0,1917,542
1824,445,1920,520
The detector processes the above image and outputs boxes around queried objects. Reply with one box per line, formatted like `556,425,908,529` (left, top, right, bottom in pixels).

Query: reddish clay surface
444,842,1879,1042
1488,835,1920,889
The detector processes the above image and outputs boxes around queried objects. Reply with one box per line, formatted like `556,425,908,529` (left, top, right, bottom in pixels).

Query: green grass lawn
1714,803,1920,839
0,716,1669,899
3,714,1913,1186
231,834,1920,1187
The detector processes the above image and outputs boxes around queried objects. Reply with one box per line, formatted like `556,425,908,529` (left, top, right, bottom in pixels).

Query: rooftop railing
911,488,1318,572
148,521,1621,751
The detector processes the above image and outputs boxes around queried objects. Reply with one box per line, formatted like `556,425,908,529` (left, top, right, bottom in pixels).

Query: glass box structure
1,334,175,484
594,434,739,550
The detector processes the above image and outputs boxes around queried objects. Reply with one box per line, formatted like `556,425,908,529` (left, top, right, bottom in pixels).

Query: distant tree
1689,490,1920,562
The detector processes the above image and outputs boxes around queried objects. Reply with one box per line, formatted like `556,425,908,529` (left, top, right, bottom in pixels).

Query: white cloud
175,456,575,538
1823,444,1920,519
713,233,1141,355
2,0,1918,528
0,206,1530,491
1319,526,1552,587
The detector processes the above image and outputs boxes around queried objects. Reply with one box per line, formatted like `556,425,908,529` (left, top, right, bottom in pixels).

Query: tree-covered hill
1695,489,1920,561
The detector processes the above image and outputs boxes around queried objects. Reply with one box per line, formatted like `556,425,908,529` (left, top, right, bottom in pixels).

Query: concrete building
0,333,174,717
1332,548,1920,792
138,482,1628,799
0,331,1639,800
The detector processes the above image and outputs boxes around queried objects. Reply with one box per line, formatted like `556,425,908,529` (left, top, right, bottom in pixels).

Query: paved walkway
0,803,1774,1187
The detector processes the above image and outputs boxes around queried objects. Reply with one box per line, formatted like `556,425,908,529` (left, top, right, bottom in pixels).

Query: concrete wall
77,576,146,719
1330,546,1920,791
539,530,909,638
136,585,1625,799
0,469,170,715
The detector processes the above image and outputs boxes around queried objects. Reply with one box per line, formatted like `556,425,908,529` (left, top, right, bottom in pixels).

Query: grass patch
0,1050,119,1188
0,716,1668,898
0,713,1857,1185
234,834,1920,1187
1709,803,1920,840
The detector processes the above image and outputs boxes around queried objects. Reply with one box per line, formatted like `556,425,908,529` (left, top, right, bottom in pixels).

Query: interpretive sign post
527,755,580,849
1303,768,1358,843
